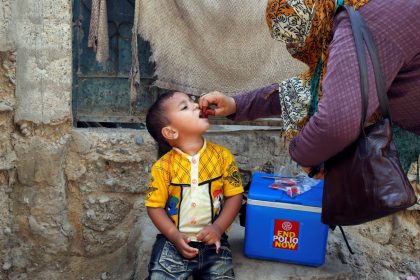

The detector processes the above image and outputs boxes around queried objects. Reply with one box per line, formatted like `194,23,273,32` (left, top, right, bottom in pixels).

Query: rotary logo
282,221,292,231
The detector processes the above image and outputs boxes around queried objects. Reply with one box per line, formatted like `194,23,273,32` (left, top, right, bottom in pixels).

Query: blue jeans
146,234,235,280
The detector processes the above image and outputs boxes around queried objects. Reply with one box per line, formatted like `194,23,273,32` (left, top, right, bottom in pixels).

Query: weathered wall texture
0,49,16,280
13,0,72,124
0,0,14,51
0,1,419,280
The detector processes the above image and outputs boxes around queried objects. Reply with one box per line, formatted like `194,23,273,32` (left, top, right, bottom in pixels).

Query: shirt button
192,202,197,207
192,179,197,184
192,159,197,164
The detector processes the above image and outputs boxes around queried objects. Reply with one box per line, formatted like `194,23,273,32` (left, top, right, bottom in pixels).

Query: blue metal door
72,0,158,126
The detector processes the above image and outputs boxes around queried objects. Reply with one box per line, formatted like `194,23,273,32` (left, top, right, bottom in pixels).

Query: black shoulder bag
321,6,417,226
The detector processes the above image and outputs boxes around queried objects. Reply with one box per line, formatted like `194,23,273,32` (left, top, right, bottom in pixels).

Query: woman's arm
199,83,281,121
230,83,281,121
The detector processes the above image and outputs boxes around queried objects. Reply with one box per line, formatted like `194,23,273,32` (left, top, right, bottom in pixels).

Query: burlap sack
134,0,305,96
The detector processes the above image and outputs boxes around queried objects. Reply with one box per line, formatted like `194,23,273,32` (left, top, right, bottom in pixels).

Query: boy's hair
146,91,177,146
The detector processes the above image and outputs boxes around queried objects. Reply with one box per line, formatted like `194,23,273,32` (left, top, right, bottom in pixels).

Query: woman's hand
302,165,325,180
198,91,236,117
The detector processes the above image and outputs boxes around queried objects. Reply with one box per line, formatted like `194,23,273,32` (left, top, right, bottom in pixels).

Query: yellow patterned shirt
145,140,243,239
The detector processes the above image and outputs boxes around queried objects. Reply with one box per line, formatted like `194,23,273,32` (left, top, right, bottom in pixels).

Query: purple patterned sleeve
289,3,411,166
230,1,420,167
230,83,281,121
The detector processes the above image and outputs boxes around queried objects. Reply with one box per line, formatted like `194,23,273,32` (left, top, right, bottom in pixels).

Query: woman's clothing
232,0,420,167
265,0,369,138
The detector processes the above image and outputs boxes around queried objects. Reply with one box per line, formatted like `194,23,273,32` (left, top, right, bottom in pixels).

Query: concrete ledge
207,124,283,133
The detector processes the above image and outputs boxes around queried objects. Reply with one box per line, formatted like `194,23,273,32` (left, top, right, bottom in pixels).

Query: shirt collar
172,138,207,160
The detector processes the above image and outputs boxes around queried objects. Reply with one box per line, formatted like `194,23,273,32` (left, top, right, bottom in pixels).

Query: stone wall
0,49,16,280
0,1,419,280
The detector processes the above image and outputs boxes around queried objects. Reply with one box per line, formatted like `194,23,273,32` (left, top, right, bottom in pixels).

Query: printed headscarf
265,0,369,139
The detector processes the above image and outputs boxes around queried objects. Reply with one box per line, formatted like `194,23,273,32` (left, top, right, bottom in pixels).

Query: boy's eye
181,105,188,110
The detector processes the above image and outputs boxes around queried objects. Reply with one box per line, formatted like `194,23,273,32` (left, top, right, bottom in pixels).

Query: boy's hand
196,224,222,252
146,207,198,258
170,232,199,259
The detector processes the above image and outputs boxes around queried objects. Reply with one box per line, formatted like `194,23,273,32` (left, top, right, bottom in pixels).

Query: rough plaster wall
14,0,72,124
0,1,157,278
0,50,17,280
0,0,14,51
0,1,73,279
62,129,157,280
207,130,287,170
328,212,420,279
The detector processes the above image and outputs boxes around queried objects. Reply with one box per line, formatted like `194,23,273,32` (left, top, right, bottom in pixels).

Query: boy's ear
161,126,178,140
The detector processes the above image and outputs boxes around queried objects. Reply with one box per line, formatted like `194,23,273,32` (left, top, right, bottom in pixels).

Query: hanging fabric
130,1,304,96
88,0,109,63
129,0,141,113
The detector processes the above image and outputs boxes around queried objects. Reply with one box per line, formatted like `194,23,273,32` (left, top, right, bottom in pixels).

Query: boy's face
164,92,210,139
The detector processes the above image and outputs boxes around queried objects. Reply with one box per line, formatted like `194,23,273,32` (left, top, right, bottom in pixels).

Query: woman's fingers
198,91,221,108
312,169,325,180
302,165,325,179
198,91,236,117
302,167,312,174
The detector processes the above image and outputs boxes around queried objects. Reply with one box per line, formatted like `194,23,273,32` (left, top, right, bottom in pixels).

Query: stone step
133,219,352,279
229,223,352,280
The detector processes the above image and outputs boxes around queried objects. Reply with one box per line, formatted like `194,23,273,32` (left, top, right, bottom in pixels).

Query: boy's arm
147,207,198,259
196,194,242,246
213,194,242,233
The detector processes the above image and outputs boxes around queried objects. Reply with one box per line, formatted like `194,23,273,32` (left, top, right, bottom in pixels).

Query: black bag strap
347,6,369,131
346,6,391,131
358,13,390,120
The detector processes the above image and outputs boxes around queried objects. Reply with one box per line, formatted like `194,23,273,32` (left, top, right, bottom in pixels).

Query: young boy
145,91,244,279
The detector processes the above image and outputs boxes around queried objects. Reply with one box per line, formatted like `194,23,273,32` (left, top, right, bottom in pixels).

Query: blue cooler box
244,172,328,267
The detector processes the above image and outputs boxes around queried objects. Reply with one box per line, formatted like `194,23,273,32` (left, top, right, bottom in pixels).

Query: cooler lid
247,172,323,207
